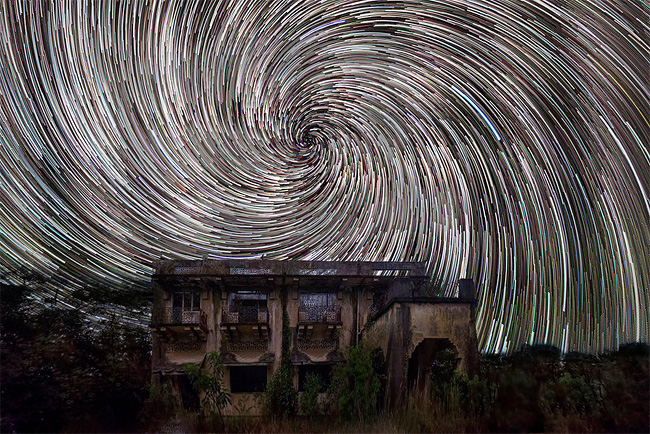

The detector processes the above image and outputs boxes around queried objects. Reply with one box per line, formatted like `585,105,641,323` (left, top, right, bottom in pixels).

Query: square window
230,366,268,393
298,364,332,392
172,291,201,311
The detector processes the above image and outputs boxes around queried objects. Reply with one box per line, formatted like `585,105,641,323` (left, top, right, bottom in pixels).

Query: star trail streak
0,0,648,352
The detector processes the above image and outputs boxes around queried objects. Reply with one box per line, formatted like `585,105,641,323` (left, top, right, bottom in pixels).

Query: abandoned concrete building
150,259,479,413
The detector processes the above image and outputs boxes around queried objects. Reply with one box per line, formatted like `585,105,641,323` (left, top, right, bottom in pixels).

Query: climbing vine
264,296,297,418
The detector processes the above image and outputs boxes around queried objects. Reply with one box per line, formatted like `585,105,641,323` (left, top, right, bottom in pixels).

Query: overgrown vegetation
0,278,152,432
326,344,381,422
264,303,298,419
1,267,647,432
299,372,322,416
185,351,232,429
393,343,650,433
429,348,458,398
139,383,178,429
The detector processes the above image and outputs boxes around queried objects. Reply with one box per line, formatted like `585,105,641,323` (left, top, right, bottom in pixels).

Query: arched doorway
407,338,458,393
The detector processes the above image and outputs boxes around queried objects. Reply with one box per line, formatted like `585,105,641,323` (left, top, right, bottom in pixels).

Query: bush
442,371,491,417
327,345,380,422
184,351,231,427
264,305,297,419
139,383,177,428
265,364,298,419
494,367,543,432
430,348,458,399
300,372,322,416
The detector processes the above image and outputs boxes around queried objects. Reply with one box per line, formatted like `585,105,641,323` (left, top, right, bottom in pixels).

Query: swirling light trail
0,0,648,352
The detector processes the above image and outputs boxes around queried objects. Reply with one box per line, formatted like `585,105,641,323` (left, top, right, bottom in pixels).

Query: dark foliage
1,277,152,433
327,344,380,422
430,348,458,398
185,351,232,430
264,303,298,419
299,372,322,416
475,344,650,433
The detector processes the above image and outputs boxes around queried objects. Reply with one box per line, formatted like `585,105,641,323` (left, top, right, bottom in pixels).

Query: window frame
229,365,268,393
172,290,201,311
299,292,336,309
298,364,333,392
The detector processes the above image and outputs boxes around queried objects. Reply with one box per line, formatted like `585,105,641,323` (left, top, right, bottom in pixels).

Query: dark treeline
409,343,650,433
1,270,648,433
0,271,152,433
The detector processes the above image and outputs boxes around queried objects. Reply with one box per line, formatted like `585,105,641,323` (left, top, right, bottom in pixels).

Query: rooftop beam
153,259,428,278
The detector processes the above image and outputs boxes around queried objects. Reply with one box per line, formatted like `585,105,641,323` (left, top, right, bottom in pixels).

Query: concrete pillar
385,303,411,407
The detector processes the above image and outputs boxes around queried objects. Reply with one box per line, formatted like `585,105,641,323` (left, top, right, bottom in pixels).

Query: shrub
265,364,298,419
264,305,297,419
184,351,231,426
300,372,322,416
327,345,380,422
429,348,458,399
139,383,177,428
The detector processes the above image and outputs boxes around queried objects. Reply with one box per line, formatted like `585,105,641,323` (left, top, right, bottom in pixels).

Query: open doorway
407,338,458,393
175,374,200,411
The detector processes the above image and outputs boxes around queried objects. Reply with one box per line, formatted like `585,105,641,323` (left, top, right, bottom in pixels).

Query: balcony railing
298,305,341,323
222,305,268,324
152,307,207,330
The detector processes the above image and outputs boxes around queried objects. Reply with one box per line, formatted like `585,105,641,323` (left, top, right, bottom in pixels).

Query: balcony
222,305,268,324
221,305,269,344
298,305,341,323
151,307,208,337
297,305,341,341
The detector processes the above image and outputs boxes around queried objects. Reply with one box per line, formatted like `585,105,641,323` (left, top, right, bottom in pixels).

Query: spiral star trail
1,0,648,353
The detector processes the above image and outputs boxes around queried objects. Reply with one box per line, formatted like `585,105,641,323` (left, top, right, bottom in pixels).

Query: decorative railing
297,338,338,351
152,307,207,329
222,305,268,324
166,341,204,353
223,339,269,351
298,305,341,323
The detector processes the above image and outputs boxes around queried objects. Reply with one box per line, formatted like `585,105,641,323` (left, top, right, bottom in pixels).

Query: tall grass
386,383,486,433
145,344,649,433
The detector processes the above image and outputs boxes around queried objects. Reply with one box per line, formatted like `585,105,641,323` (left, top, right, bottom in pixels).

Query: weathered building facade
150,259,478,412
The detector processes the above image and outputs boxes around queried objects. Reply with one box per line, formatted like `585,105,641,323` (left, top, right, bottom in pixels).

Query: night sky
0,1,648,353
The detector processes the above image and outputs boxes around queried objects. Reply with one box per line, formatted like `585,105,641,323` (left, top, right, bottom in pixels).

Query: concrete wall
149,260,473,415
154,283,360,414
151,282,216,373
361,300,479,406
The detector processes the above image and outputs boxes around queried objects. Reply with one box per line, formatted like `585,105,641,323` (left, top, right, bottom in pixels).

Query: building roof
153,259,429,291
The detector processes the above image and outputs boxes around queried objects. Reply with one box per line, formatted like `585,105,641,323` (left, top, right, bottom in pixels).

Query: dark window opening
298,364,332,392
192,291,201,311
227,292,268,323
230,366,268,393
370,291,386,314
173,291,201,311
176,374,199,411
